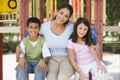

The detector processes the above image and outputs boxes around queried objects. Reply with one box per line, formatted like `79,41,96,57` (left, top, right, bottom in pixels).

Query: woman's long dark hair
70,17,96,46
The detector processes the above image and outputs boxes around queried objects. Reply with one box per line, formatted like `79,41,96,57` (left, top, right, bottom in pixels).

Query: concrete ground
3,52,120,80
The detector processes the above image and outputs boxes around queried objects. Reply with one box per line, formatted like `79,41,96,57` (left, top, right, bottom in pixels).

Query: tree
106,0,120,25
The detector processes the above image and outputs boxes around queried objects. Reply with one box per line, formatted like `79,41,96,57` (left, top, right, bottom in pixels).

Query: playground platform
3,52,120,80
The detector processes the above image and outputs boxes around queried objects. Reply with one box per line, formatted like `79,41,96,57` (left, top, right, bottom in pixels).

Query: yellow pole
103,0,106,25
91,0,95,24
46,0,49,18
54,0,57,14
73,0,76,21
81,0,84,17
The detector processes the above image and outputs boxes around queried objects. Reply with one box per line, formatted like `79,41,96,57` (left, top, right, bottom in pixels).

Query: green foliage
103,43,120,53
106,0,120,25
8,41,20,52
103,43,113,52
3,33,20,53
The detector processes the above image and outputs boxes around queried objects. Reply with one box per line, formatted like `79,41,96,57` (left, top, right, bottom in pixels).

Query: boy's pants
15,61,48,80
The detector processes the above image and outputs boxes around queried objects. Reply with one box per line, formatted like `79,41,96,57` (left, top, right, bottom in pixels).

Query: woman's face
55,8,70,24
77,23,88,38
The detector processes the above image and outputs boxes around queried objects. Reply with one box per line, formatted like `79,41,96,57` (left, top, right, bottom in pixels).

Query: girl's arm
68,48,88,80
90,45,107,73
90,45,101,65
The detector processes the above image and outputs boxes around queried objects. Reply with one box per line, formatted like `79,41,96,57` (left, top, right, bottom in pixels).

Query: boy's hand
18,58,25,69
38,59,46,72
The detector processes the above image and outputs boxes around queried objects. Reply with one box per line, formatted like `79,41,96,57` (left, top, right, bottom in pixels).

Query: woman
41,3,74,80
16,3,74,80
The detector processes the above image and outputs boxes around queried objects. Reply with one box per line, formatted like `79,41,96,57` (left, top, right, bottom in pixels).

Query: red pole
86,1,92,80
94,0,103,60
40,0,44,23
86,0,91,21
20,0,29,40
0,15,3,80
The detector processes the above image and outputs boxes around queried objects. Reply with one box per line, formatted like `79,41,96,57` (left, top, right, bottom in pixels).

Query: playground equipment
0,0,104,80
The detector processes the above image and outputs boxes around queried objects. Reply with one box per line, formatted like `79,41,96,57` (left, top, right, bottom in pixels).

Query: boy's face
27,22,40,37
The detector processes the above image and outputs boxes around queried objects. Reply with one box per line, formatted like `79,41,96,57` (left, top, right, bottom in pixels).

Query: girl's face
55,8,70,24
27,22,40,37
77,23,88,38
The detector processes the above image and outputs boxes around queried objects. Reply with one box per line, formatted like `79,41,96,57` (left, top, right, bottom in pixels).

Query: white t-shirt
40,21,74,56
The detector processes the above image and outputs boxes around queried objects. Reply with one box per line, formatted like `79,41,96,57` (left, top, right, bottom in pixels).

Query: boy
16,17,51,80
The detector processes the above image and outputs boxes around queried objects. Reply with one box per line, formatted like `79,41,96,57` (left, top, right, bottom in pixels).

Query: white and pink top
67,39,95,65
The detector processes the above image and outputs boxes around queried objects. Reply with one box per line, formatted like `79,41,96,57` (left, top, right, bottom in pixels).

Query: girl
67,17,108,80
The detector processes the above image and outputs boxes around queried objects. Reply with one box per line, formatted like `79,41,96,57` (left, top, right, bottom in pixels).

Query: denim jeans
15,61,48,80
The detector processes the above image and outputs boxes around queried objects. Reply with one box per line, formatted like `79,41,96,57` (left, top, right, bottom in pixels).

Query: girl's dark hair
26,17,41,28
70,17,96,46
53,3,73,25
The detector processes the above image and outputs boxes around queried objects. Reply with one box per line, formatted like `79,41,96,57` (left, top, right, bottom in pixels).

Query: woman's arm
16,31,28,62
16,44,23,62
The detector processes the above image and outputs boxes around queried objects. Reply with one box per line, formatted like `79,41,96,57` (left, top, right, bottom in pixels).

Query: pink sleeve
67,39,74,49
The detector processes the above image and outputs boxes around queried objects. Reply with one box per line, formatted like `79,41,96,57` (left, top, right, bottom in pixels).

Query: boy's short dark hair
26,17,41,28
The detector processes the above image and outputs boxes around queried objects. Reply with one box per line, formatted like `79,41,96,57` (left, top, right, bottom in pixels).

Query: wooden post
20,0,29,40
40,0,44,23
94,0,103,60
0,15,3,80
86,0,91,21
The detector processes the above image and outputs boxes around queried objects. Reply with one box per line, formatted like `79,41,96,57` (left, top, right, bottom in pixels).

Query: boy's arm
42,41,51,63
38,41,51,71
41,57,49,63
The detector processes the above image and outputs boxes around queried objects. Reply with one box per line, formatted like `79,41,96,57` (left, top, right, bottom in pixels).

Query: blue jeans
15,61,48,80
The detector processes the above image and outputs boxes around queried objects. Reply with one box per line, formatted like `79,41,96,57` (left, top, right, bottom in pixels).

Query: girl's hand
90,45,96,53
97,64,107,74
38,59,46,71
18,58,25,69
79,73,88,80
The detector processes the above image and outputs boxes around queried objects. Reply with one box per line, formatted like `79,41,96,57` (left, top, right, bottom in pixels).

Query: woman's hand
38,59,46,71
16,44,23,62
